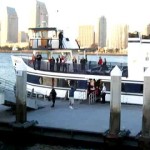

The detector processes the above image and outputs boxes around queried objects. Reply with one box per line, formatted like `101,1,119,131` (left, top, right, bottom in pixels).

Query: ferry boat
11,29,150,108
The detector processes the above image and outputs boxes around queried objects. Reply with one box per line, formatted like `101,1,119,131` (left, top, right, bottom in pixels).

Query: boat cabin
28,27,80,50
28,27,58,50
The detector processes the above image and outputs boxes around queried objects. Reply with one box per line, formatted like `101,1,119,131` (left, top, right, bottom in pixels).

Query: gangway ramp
0,77,49,109
0,77,15,105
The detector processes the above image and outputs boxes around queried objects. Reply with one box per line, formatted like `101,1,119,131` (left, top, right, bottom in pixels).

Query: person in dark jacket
58,31,63,49
80,57,86,73
69,86,76,109
72,56,77,72
49,87,57,107
36,52,42,70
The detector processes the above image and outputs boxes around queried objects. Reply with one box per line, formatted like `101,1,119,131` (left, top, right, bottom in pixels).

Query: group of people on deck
30,52,42,70
48,55,87,73
30,52,88,73
48,55,68,72
30,54,108,74
72,56,87,73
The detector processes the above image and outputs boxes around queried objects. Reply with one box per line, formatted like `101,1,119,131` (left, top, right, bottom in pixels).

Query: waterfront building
29,0,48,28
78,25,95,48
106,24,128,50
18,31,28,43
147,24,150,35
141,24,150,36
0,7,18,45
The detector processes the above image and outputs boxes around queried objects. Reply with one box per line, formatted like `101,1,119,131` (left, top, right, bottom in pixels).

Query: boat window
122,83,143,93
142,35,150,39
60,79,87,89
103,82,110,91
77,80,88,89
98,80,110,91
27,74,87,89
27,74,41,84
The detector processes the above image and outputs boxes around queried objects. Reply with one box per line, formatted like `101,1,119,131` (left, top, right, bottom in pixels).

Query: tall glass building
29,0,48,28
0,7,18,44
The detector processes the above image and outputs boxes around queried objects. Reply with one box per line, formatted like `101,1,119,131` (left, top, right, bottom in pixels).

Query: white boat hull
11,55,144,106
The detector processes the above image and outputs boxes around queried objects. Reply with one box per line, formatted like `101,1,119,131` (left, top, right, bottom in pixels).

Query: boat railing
0,77,16,105
0,77,15,92
23,57,127,77
89,91,97,104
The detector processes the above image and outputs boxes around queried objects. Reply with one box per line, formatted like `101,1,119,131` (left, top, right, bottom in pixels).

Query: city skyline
1,0,150,37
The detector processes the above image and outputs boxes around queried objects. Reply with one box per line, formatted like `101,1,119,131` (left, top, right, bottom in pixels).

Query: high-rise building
78,25,95,48
0,6,18,44
142,24,150,36
29,0,48,28
97,16,107,48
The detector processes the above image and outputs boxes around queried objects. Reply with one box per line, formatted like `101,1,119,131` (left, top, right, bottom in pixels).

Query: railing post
88,91,96,104
16,70,27,123
89,94,91,104
103,66,130,147
142,68,150,137
12,64,37,129
109,65,122,136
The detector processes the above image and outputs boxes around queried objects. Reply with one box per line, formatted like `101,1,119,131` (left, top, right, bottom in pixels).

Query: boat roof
28,27,57,32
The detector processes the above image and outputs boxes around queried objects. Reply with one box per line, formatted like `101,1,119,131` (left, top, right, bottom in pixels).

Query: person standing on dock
101,83,106,103
49,86,57,108
69,85,76,109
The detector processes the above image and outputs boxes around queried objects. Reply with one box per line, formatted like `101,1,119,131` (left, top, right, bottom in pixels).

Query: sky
1,0,150,37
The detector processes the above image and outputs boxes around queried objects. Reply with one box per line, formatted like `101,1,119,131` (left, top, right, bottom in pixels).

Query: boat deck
23,57,128,77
